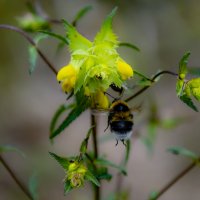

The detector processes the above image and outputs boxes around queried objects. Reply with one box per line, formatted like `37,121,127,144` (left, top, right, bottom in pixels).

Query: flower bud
94,91,109,109
67,162,87,188
117,60,133,80
17,13,50,32
57,64,77,92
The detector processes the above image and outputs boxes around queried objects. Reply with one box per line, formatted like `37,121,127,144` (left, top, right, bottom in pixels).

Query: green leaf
49,152,70,169
33,34,48,44
176,79,184,97
142,122,157,152
168,146,199,161
176,52,191,99
137,78,152,86
28,46,38,74
85,170,100,187
94,7,118,46
80,127,94,154
28,34,48,74
39,30,69,45
0,145,25,158
160,118,184,129
50,103,75,136
179,94,198,112
64,180,72,195
119,42,140,52
149,191,159,200
95,158,127,175
62,19,92,52
29,172,38,200
50,95,90,139
97,171,112,181
124,140,131,166
72,5,93,26
179,52,190,76
96,166,112,181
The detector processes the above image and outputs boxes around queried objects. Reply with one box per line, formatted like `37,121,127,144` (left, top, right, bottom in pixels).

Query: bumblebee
105,100,134,145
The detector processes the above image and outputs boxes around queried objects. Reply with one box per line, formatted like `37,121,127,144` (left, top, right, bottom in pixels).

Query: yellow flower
67,162,87,188
57,64,77,92
93,91,109,109
117,59,133,80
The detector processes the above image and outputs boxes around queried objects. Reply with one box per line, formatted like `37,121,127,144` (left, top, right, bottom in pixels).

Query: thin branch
91,114,100,200
154,161,196,199
0,24,57,75
125,70,178,102
46,18,62,24
0,154,34,200
134,70,153,82
91,115,99,158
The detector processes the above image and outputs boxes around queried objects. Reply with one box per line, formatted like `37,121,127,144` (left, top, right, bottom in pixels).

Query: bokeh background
1,0,200,199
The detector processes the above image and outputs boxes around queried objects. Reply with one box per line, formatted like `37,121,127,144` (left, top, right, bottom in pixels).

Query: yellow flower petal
57,64,76,81
61,79,75,92
57,64,77,93
117,60,133,80
94,91,109,109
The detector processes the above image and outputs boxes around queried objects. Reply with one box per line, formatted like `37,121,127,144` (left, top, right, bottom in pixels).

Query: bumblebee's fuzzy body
108,100,134,143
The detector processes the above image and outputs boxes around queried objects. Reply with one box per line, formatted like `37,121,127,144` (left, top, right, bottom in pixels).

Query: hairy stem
154,161,196,199
91,114,100,200
0,154,34,200
0,24,57,75
125,70,178,102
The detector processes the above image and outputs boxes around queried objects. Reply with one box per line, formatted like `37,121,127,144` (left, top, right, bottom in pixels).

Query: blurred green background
1,0,200,199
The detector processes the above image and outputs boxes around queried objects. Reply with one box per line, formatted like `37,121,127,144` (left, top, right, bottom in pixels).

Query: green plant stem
154,161,196,199
125,70,178,102
91,115,98,158
0,24,57,75
0,154,34,200
134,70,153,82
91,114,100,200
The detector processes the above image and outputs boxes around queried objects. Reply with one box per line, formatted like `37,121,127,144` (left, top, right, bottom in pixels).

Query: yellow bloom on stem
117,59,133,80
57,8,135,96
57,64,77,92
67,162,87,188
93,91,109,109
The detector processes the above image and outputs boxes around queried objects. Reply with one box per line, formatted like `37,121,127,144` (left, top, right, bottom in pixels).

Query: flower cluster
66,161,87,188
17,13,50,32
57,9,134,108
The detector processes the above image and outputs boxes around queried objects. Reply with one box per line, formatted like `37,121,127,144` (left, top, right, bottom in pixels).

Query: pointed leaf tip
180,94,198,112
72,5,93,26
109,7,118,18
49,152,70,169
168,146,199,161
104,7,118,26
179,52,191,76
29,172,39,200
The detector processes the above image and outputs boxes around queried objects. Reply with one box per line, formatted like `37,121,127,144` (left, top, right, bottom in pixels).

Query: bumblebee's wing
90,108,109,116
130,104,142,115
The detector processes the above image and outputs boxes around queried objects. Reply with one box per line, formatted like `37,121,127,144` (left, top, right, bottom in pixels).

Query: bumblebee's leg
104,124,109,132
115,140,118,146
104,113,112,132
121,140,127,146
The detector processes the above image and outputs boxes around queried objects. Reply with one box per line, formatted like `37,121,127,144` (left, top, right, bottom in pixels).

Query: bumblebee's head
110,100,130,112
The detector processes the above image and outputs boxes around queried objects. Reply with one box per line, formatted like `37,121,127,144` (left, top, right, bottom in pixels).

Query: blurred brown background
0,0,200,199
